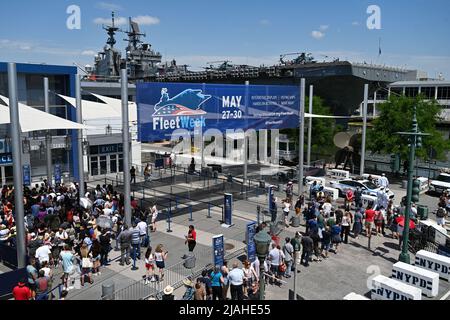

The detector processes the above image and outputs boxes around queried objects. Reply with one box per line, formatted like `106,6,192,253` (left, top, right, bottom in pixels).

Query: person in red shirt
364,206,376,238
185,225,197,253
345,189,354,211
12,280,32,300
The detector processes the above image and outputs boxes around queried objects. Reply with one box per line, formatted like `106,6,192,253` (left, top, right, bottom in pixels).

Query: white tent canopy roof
0,95,88,133
57,94,122,120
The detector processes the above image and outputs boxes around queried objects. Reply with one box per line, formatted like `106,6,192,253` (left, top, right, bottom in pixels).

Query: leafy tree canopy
368,95,450,161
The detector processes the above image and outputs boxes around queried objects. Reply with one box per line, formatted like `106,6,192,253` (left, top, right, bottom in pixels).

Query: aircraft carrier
84,13,424,116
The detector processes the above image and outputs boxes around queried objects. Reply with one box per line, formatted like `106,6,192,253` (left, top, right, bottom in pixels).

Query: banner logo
153,88,211,117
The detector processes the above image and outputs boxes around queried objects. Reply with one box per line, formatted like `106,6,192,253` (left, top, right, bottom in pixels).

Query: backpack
436,208,446,218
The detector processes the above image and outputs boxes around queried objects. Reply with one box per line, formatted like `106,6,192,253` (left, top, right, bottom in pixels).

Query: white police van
429,173,450,195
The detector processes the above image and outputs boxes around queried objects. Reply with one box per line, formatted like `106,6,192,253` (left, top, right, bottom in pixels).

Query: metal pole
44,78,52,187
399,108,417,264
8,63,26,268
121,69,132,227
307,85,313,167
298,79,306,196
244,81,249,190
259,256,265,300
360,84,369,176
76,75,85,197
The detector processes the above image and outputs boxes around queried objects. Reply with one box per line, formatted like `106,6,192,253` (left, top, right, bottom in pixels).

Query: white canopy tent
57,94,122,120
0,95,88,133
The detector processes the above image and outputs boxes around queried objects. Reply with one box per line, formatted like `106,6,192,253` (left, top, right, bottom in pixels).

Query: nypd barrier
328,169,350,180
391,261,440,297
371,275,422,300
415,250,450,281
343,292,370,300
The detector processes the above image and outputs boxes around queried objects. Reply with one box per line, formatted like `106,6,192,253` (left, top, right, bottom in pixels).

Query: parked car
329,179,395,199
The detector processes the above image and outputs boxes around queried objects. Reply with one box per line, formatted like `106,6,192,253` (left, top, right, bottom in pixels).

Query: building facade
0,62,79,185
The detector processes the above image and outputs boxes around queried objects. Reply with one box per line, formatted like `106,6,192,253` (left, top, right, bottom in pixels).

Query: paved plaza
50,166,449,301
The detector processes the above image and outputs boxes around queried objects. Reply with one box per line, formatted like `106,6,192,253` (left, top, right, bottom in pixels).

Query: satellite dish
333,132,352,149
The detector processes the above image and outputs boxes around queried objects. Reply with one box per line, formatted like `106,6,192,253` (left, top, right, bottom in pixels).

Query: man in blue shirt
26,257,38,296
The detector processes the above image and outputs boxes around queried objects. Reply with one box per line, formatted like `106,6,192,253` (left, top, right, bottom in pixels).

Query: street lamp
254,230,271,300
396,105,430,264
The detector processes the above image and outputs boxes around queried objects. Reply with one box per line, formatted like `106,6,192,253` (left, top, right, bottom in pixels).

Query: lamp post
254,230,271,300
396,106,429,264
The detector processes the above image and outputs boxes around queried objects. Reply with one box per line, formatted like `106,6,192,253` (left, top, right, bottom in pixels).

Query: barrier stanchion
189,205,194,222
167,208,173,233
175,196,178,211
207,203,212,219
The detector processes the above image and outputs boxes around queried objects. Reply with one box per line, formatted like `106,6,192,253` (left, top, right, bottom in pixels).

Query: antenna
103,11,123,49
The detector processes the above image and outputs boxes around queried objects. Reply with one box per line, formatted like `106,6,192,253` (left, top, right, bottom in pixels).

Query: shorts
156,261,165,269
270,265,279,275
322,243,331,251
332,235,341,244
365,221,374,229
28,282,37,292
145,263,154,271
437,217,446,226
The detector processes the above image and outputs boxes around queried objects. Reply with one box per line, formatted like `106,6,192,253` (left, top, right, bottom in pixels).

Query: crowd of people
0,180,166,300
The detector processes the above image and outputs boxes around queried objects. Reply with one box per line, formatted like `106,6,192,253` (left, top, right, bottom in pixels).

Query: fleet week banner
137,82,300,142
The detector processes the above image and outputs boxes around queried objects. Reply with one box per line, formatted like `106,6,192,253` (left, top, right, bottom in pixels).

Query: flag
378,38,382,56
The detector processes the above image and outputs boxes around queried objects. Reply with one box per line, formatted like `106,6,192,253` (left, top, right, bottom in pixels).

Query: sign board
268,185,275,213
246,222,257,263
224,193,233,226
392,261,440,297
371,275,422,300
0,153,13,166
54,164,62,185
212,235,225,267
155,158,164,169
23,165,31,186
328,169,350,179
415,250,450,281
137,83,300,142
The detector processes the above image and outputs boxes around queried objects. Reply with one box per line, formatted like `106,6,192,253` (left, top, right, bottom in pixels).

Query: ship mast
104,11,120,49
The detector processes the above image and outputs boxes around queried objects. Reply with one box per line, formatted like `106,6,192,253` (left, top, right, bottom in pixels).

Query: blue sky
0,0,449,78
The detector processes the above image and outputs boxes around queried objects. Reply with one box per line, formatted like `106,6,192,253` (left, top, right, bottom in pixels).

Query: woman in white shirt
282,199,291,227
150,204,159,232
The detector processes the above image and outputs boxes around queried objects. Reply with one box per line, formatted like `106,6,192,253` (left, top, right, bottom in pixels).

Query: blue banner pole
167,207,172,233
207,203,212,219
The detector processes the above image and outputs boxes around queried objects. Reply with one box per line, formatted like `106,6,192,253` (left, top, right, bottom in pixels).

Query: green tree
368,95,450,161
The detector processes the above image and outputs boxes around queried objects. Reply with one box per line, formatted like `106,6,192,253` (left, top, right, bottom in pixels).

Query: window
405,87,419,98
437,87,450,100
421,87,435,99
390,87,403,96
279,142,287,151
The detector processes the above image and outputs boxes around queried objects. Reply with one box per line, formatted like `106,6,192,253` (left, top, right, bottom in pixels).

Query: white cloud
93,16,127,26
81,50,97,56
311,30,325,40
260,19,271,26
96,2,123,11
132,15,160,26
352,21,360,26
319,25,329,31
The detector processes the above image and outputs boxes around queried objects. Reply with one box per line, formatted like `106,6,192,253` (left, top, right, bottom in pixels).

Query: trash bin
102,282,115,300
402,180,408,189
184,253,196,269
417,205,429,220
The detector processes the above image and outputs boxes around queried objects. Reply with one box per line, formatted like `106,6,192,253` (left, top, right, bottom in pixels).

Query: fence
107,246,246,301
0,267,27,300
410,223,450,257
0,243,18,269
